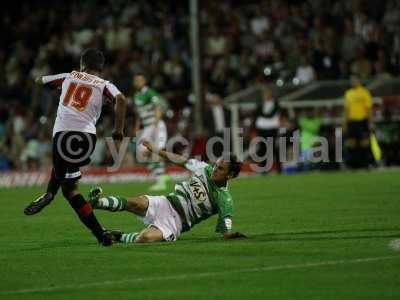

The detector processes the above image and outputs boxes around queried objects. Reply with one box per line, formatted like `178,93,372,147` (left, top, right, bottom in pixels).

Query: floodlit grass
1,170,399,299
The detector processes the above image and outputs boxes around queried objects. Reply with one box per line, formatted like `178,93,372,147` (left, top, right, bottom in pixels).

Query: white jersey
42,71,122,136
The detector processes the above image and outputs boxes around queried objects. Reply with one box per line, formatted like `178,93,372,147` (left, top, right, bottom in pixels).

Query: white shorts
140,195,182,242
137,121,167,152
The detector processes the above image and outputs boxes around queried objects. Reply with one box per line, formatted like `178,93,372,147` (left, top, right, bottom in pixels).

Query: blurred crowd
1,0,400,171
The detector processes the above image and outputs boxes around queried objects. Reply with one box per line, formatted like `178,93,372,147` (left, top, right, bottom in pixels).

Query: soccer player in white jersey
88,141,246,243
24,49,127,246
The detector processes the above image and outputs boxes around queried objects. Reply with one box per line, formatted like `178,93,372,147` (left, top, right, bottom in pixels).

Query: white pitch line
1,255,399,295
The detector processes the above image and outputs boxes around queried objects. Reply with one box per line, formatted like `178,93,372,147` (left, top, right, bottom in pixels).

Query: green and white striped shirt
167,159,234,233
133,86,161,127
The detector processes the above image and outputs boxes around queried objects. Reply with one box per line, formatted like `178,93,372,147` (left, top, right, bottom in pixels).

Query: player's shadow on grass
23,239,95,251
178,228,400,244
249,227,400,243
20,228,400,250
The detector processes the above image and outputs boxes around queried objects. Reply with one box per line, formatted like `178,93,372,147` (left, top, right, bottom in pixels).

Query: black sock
67,194,104,241
46,168,60,198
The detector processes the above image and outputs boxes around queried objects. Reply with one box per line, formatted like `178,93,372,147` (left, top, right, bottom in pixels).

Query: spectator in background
314,43,340,79
1,0,400,172
295,56,316,84
203,93,230,159
338,60,351,79
341,18,364,62
0,144,11,171
250,10,270,36
343,76,374,169
254,88,281,173
20,131,51,171
374,49,392,79
206,26,228,57
351,49,372,79
163,54,186,89
0,105,8,140
374,60,391,80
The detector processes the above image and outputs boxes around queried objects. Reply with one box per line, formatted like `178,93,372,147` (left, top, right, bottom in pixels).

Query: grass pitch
0,170,399,299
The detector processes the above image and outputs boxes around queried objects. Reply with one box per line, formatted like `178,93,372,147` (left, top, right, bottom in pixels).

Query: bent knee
135,227,164,243
135,232,154,243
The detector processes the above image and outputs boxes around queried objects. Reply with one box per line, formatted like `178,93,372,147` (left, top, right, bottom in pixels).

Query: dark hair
222,153,242,178
133,71,146,77
81,48,105,72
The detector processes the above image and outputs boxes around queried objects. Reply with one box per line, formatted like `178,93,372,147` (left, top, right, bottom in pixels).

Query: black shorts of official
52,131,96,182
347,120,370,141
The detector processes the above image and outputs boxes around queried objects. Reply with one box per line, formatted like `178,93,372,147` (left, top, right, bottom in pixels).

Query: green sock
120,232,139,243
97,196,127,211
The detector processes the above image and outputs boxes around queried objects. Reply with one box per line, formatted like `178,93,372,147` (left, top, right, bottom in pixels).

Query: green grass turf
0,170,400,300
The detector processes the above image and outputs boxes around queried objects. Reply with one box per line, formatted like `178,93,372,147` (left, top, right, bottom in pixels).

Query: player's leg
89,188,148,216
106,226,164,244
90,194,162,243
149,121,171,191
90,192,181,244
61,180,112,245
125,226,164,243
108,198,178,244
135,126,152,162
46,167,61,198
132,195,181,243
24,132,64,215
359,121,372,168
135,124,169,191
346,122,358,169
24,168,61,215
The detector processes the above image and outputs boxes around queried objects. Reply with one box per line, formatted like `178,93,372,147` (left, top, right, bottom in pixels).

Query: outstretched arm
142,140,187,167
35,73,69,88
216,216,246,240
